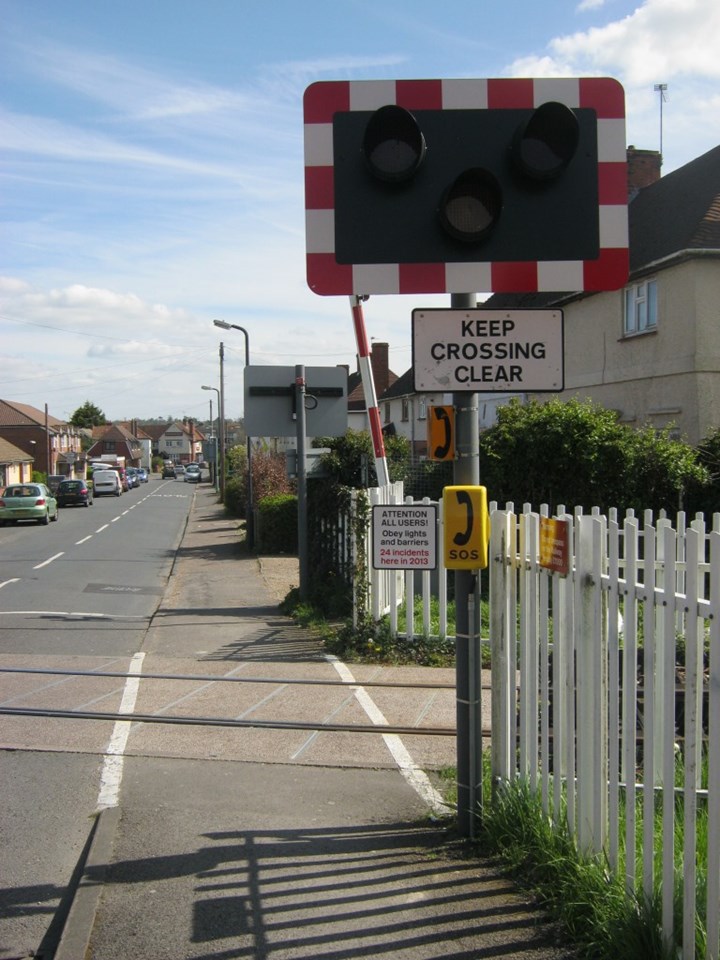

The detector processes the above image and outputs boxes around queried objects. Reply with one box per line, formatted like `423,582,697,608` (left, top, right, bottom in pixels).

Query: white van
93,469,122,497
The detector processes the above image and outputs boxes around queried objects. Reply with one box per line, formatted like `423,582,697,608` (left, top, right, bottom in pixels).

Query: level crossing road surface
0,480,577,960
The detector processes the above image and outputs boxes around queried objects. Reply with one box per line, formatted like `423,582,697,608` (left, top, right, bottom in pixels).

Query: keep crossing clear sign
413,308,564,393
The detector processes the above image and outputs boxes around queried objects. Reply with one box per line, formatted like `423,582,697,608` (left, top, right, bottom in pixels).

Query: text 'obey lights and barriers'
303,77,628,296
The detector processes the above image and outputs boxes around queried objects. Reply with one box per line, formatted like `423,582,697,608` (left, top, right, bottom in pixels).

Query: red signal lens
512,101,579,181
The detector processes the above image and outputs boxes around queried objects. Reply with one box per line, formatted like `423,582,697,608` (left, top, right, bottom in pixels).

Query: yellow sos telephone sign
443,485,490,569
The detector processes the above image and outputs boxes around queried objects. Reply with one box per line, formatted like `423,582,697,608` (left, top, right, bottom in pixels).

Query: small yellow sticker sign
443,485,490,569
539,517,571,576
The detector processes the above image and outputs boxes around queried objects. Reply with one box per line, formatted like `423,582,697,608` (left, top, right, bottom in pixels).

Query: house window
417,396,427,420
401,398,410,422
384,403,391,424
103,440,116,452
624,279,657,335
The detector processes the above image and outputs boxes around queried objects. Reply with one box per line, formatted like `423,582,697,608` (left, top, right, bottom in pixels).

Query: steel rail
0,705,461,737
0,665,461,690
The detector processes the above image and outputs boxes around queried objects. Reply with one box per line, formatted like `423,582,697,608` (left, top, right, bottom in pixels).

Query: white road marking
0,610,147,620
325,654,449,816
33,552,64,570
75,536,93,545
96,524,109,533
0,578,20,590
96,651,146,810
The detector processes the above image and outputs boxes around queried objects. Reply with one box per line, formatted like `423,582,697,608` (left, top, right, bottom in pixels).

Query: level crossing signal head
303,77,628,296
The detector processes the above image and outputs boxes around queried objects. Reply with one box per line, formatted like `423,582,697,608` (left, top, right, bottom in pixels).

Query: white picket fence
359,494,719,959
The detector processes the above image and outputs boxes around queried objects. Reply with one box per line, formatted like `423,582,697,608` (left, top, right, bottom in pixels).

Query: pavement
53,482,578,960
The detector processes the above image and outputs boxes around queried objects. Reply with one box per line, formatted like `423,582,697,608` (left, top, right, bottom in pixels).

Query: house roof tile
0,437,34,463
0,400,65,430
629,144,720,269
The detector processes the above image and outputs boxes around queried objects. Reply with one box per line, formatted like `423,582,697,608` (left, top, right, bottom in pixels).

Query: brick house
0,400,84,477
86,422,144,467
139,420,204,465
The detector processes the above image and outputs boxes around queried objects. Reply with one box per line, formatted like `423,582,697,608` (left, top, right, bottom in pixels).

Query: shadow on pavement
84,820,574,960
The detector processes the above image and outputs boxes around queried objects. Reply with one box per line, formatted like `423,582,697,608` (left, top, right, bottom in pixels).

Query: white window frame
417,396,427,420
624,279,658,335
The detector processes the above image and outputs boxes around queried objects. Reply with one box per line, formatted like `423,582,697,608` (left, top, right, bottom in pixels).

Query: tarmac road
47,485,578,960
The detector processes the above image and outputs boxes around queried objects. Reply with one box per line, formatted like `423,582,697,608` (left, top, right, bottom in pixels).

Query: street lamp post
213,319,254,548
202,342,225,503
201,385,221,493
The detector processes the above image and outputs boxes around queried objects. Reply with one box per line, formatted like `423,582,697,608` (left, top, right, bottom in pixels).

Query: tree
70,401,108,428
314,430,410,488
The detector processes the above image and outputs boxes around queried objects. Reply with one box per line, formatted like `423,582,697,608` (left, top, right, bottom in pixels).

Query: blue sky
1,0,718,422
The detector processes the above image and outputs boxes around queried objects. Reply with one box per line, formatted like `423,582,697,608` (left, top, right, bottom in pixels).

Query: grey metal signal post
244,365,347,601
295,366,309,600
452,292,482,840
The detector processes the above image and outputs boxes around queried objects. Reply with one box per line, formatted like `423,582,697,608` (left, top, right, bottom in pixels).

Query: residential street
2,483,576,960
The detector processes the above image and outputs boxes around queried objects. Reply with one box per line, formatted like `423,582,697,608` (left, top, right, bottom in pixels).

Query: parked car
0,482,59,525
94,464,128,490
136,467,149,483
93,470,122,497
56,478,93,508
184,464,201,483
126,467,140,488
47,474,65,494
162,463,176,479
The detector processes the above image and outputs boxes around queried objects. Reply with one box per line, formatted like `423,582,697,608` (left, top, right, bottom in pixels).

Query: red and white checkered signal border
303,77,628,297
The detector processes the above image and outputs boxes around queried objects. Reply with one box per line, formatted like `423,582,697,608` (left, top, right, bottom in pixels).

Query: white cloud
511,0,720,85
0,276,31,294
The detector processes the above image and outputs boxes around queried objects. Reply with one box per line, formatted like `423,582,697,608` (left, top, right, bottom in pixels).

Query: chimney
370,342,390,395
627,146,662,199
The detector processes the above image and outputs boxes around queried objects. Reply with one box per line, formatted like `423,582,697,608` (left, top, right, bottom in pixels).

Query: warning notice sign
412,308,564,393
372,504,437,570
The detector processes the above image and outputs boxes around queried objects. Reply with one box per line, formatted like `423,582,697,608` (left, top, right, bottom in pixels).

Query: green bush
224,475,246,518
223,448,294,520
478,397,709,514
257,494,297,553
690,427,720,514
